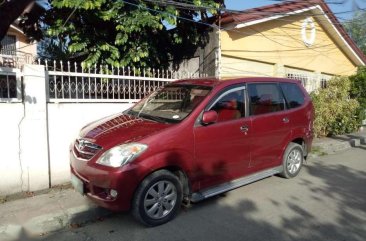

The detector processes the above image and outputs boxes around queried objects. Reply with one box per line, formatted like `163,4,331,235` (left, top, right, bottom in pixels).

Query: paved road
37,146,366,241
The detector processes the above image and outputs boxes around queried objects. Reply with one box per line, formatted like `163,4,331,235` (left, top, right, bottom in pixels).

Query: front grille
73,139,102,160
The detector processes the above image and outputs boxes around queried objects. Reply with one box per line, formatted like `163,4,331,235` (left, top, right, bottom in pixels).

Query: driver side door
193,85,252,190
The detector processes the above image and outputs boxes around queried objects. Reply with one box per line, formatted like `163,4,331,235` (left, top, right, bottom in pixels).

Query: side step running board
191,166,282,202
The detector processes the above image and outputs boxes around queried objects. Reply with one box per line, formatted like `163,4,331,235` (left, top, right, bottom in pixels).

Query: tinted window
280,83,305,109
248,83,285,115
210,89,245,122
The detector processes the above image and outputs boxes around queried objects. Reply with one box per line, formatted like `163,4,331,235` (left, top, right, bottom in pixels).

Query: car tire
280,142,304,179
132,170,183,226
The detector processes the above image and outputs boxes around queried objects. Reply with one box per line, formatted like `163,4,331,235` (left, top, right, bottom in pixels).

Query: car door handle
240,125,249,132
283,117,289,123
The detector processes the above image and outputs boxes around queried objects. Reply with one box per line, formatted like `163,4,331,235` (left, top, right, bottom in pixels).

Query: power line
122,0,355,50
142,0,366,18
141,0,366,32
121,0,365,65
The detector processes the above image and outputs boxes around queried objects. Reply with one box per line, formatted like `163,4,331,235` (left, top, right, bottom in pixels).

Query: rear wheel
132,170,183,226
280,142,304,178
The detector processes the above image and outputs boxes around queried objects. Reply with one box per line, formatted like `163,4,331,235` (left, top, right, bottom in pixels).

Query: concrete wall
0,64,135,196
47,103,132,185
0,103,25,194
175,30,219,77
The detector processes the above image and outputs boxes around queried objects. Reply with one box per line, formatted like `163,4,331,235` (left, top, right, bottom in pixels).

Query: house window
0,35,16,56
0,74,17,99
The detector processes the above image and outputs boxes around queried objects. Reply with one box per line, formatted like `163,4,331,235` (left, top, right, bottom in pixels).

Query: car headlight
96,143,148,167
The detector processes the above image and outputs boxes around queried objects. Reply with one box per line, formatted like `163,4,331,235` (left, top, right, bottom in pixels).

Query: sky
224,0,366,21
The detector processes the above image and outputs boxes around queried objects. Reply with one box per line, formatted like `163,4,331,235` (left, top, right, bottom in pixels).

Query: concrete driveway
35,146,366,241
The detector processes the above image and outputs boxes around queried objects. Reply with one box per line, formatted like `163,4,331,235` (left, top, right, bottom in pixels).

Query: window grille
0,35,16,56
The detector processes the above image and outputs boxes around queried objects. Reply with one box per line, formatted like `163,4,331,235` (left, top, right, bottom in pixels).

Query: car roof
173,77,301,88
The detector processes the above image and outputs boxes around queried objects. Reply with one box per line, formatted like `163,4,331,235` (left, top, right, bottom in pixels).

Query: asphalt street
34,146,366,241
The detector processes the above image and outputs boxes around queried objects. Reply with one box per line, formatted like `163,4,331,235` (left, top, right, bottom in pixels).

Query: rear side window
280,83,305,109
248,83,285,116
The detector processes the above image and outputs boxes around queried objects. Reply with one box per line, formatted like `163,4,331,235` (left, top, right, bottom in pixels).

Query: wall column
20,64,50,191
273,64,286,77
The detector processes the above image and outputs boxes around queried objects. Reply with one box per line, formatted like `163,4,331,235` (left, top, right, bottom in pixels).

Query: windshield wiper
139,113,168,123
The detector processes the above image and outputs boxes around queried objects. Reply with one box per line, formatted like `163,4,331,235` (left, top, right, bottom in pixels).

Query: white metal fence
285,69,332,92
42,60,199,103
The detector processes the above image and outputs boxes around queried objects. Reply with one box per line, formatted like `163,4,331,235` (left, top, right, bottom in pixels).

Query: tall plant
310,76,361,137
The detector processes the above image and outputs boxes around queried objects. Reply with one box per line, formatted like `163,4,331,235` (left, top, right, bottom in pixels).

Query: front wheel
132,170,183,226
280,142,304,178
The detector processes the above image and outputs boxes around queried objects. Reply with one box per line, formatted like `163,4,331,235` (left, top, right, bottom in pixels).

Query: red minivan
70,77,314,226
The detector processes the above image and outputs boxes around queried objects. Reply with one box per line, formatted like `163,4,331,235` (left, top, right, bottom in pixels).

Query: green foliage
344,11,366,55
310,77,361,137
350,67,366,109
37,36,71,61
41,0,223,68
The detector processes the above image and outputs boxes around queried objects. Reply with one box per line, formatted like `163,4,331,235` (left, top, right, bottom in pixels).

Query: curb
24,205,112,236
309,133,366,158
0,204,112,241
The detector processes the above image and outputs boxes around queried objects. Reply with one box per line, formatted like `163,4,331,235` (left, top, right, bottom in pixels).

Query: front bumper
70,149,141,212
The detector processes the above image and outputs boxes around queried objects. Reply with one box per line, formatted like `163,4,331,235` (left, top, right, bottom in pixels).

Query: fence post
273,64,286,77
20,64,50,191
314,71,322,92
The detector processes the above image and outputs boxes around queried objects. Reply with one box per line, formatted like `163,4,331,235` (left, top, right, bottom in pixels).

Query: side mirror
202,110,218,125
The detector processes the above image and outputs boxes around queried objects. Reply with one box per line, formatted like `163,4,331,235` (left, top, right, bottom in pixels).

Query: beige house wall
7,27,37,58
220,14,358,77
221,56,274,77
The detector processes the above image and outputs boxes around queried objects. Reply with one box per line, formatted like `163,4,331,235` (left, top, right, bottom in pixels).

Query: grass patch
0,196,7,204
311,146,328,156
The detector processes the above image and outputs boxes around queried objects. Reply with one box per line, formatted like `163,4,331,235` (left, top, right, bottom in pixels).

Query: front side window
248,83,285,116
280,83,305,109
209,88,245,122
128,85,212,123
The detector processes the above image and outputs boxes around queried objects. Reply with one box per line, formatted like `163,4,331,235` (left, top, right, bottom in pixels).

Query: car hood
79,113,172,148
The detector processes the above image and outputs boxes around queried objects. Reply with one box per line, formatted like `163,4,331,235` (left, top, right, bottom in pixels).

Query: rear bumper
305,133,314,157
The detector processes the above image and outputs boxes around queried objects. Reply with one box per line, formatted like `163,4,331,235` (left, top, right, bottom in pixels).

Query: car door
193,85,252,190
247,82,292,171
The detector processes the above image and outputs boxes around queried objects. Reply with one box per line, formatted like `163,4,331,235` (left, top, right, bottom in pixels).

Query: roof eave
220,4,366,67
9,24,24,35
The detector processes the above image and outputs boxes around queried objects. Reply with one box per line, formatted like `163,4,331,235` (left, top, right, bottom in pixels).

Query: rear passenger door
247,83,291,171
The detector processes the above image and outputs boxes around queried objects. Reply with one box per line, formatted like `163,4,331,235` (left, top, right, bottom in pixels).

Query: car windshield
127,84,212,123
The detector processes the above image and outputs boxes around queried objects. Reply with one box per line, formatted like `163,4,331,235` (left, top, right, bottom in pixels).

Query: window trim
196,84,247,126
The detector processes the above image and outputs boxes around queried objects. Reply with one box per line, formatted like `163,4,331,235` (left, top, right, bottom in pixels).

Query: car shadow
25,153,366,241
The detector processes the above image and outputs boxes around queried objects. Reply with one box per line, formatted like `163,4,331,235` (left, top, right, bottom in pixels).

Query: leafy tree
344,10,366,55
41,0,223,69
37,36,70,61
349,67,366,121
